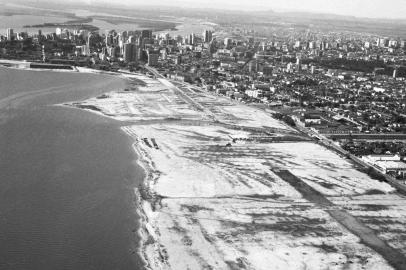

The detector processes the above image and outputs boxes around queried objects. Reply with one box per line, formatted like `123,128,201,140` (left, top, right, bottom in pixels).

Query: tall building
123,43,137,63
87,34,94,48
107,46,119,58
175,55,182,65
120,31,128,41
16,32,27,41
160,49,167,60
260,42,266,51
137,36,143,48
224,38,232,48
82,44,90,56
203,30,212,43
141,30,153,39
128,35,136,44
80,30,89,39
42,45,46,62
147,51,159,66
137,47,144,61
296,57,302,72
189,33,195,45
6,28,13,41
389,40,398,48
209,41,216,54
55,28,62,36
378,38,389,48
143,38,154,47
106,34,114,46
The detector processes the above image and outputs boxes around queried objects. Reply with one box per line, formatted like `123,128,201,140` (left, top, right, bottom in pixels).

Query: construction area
70,72,406,270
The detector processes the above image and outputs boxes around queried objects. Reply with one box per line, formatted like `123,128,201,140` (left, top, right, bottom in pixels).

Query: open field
69,73,406,270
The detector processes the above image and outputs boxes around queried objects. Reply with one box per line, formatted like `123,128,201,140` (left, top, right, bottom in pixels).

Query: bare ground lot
273,169,406,270
70,73,406,270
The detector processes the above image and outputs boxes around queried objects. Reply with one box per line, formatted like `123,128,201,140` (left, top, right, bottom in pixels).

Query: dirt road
272,169,406,270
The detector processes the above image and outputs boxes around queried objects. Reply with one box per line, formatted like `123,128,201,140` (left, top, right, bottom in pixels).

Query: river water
0,67,144,270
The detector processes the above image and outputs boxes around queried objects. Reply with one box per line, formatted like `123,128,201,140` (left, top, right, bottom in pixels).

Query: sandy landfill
68,71,406,270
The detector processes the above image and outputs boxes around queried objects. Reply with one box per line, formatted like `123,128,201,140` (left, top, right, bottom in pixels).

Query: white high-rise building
6,28,13,40
55,28,62,36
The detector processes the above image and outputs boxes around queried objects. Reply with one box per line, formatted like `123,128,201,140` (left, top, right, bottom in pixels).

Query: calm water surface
0,67,144,270
0,15,68,34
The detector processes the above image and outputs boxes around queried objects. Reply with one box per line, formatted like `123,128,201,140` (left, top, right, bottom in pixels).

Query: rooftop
375,160,406,169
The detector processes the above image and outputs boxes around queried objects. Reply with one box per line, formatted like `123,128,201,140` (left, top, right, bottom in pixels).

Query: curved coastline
60,66,406,270
0,65,144,270
59,68,160,269
128,136,161,270
56,69,172,269
7,61,406,270
55,67,158,269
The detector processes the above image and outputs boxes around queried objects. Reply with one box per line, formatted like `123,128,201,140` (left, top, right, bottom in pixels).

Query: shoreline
69,72,165,269
66,72,405,270
63,79,161,269
0,62,173,269
56,71,160,268
11,63,406,269
0,66,146,270
0,59,119,75
127,134,165,270
6,64,157,269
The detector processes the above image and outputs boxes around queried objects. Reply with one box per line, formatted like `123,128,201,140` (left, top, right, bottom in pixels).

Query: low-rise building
362,155,406,177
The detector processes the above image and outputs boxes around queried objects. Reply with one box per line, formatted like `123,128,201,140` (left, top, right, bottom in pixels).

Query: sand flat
70,73,406,270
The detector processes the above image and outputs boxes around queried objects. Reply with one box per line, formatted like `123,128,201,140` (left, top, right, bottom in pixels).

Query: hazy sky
82,0,406,19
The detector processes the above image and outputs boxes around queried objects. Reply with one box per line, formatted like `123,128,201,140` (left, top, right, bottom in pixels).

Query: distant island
23,17,99,32
91,15,179,31
22,15,179,32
